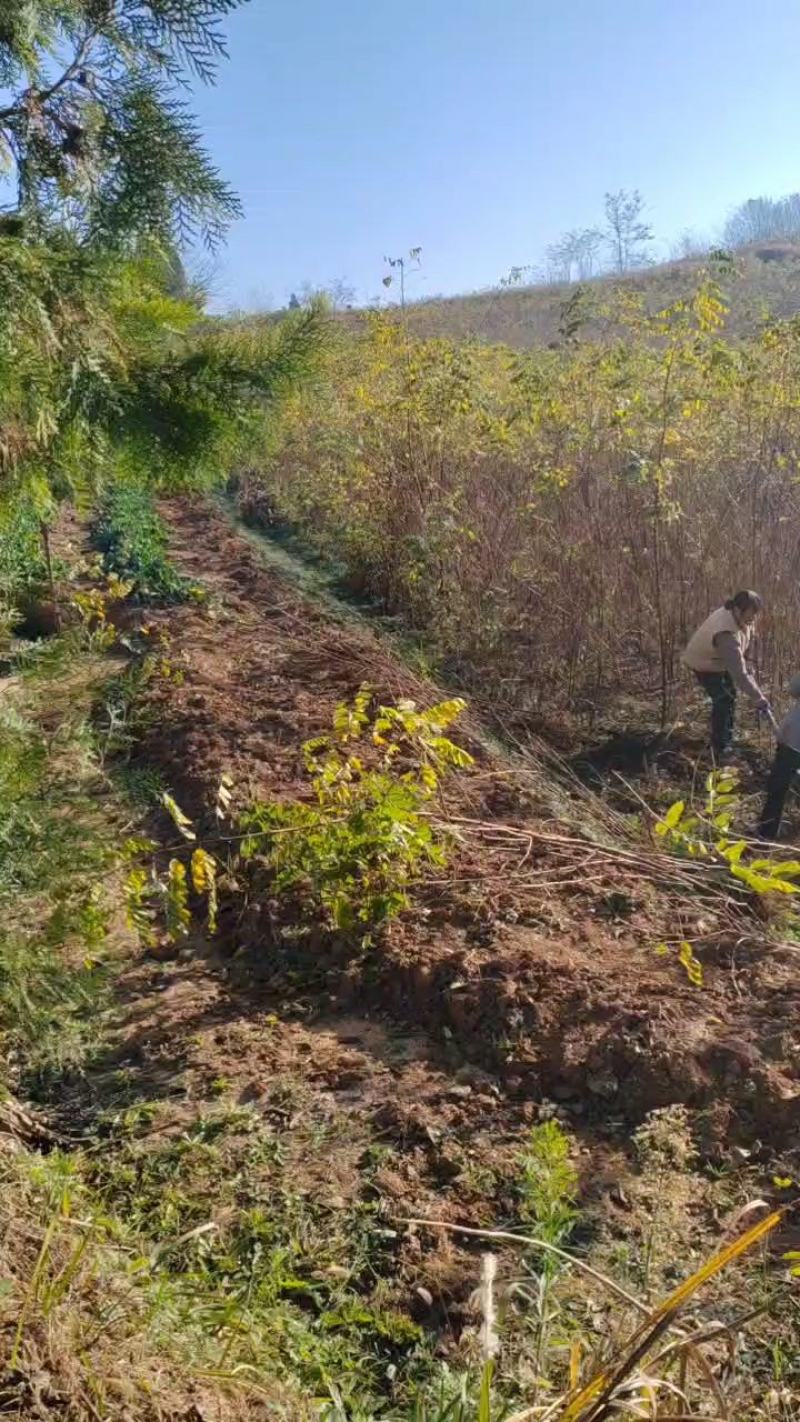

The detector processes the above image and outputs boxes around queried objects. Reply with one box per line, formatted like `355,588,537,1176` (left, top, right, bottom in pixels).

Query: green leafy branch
122,793,221,949
655,767,800,896
240,687,474,941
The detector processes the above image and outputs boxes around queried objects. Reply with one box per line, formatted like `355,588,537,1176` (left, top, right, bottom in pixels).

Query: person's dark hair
724,590,762,615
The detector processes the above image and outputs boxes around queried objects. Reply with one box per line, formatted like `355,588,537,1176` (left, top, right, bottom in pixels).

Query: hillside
7,4,800,1419
2,496,798,1420
5,240,800,1413
251,261,800,750
389,243,800,349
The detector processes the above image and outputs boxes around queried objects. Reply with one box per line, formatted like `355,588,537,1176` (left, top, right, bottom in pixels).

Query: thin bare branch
401,1216,651,1316
0,31,98,122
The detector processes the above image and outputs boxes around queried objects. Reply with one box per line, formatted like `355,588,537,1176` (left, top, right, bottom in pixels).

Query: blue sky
193,0,800,310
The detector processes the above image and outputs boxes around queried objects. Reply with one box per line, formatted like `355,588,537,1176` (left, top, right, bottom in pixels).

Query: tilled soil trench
127,498,799,1169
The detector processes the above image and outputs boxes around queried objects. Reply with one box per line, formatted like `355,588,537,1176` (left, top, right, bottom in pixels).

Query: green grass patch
0,651,118,1093
0,501,51,598
92,485,200,603
2,1105,445,1420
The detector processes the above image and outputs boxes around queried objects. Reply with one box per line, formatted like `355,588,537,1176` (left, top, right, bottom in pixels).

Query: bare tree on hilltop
286,278,357,312
669,228,710,261
528,190,654,288
545,228,604,283
603,189,654,273
723,194,800,248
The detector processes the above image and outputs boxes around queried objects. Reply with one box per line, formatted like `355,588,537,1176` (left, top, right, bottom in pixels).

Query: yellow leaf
190,847,213,893
162,793,196,842
679,941,703,988
166,859,190,940
191,848,218,933
658,799,685,833
419,762,438,794
569,1339,582,1390
721,839,747,864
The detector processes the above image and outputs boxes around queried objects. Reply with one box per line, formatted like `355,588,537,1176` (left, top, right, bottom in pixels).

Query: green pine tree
0,0,244,249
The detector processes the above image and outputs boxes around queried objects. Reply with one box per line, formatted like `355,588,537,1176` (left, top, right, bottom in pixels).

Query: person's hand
757,699,779,732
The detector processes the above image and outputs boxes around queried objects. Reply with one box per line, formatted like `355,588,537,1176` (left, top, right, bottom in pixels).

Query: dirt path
94,497,800,1313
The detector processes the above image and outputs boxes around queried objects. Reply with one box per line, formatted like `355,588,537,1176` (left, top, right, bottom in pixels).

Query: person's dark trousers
758,742,800,840
694,671,737,757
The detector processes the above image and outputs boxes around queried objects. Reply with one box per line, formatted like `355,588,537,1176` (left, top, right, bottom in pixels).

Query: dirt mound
137,498,800,1149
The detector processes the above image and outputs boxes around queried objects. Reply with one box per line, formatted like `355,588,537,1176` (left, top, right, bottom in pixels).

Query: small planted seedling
240,686,474,941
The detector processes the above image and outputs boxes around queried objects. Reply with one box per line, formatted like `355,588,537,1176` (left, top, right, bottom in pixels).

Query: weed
511,1121,579,1406
385,1364,505,1422
0,677,116,1092
0,1098,448,1417
92,654,157,762
0,712,105,907
112,761,166,807
517,1120,579,1247
0,930,110,1092
0,595,21,656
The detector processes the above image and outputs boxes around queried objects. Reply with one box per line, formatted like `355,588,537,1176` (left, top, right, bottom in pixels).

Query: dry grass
0,1144,310,1421
404,1192,797,1421
385,245,800,351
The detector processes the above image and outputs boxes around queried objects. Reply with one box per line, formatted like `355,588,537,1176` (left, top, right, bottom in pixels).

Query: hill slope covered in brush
385,242,800,349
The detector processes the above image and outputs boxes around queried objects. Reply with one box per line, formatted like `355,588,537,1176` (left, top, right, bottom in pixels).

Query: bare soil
116,498,800,1170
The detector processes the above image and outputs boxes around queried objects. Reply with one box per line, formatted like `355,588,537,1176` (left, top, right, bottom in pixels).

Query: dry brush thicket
253,270,800,727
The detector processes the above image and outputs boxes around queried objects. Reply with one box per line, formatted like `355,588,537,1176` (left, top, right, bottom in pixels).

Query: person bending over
682,591,770,760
